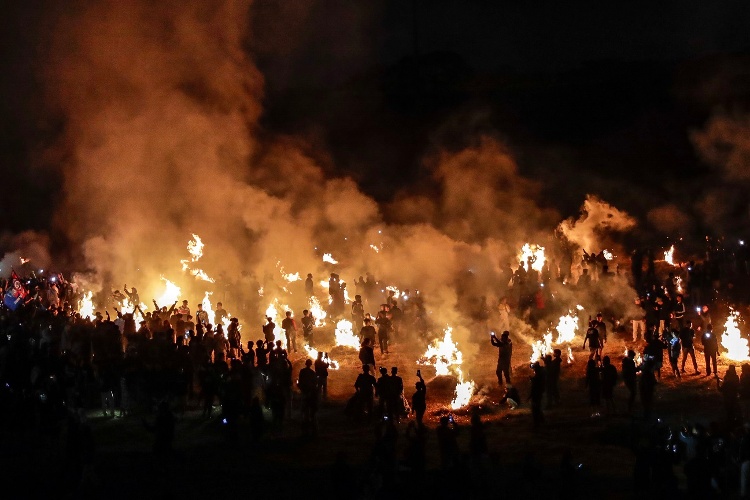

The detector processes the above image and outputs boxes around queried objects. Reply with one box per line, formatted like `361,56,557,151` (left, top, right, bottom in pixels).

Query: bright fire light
322,253,338,265
303,345,340,370
518,243,546,272
265,299,291,348
370,244,380,253
20,257,29,265
530,332,553,364
334,319,360,349
602,250,613,260
664,245,676,266
555,310,580,344
567,346,574,364
155,277,181,308
308,296,327,327
417,327,476,409
721,308,749,362
451,368,475,410
78,291,95,320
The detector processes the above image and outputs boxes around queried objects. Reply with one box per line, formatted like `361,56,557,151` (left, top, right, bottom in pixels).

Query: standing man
351,295,365,333
593,313,607,344
632,296,647,342
214,302,228,328
702,324,719,378
178,300,190,320
297,359,319,435
622,350,637,414
262,316,275,344
301,309,315,346
305,273,314,297
529,362,546,429
680,320,700,375
314,351,329,400
281,310,297,353
583,321,602,360
490,331,513,385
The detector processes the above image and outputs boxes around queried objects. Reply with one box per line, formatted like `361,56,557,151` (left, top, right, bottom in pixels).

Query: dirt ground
1,326,737,499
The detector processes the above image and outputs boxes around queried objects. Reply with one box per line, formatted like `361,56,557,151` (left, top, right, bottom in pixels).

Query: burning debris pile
418,327,476,410
721,308,749,362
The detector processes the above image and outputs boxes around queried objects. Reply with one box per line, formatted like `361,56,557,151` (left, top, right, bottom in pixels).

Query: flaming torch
721,308,749,362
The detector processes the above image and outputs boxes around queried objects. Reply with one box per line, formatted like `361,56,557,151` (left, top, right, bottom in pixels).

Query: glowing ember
303,345,340,370
155,277,181,308
450,368,475,410
19,257,29,265
308,296,327,327
418,327,463,376
322,253,338,265
530,332,553,363
518,243,546,272
721,308,749,361
78,291,95,320
370,244,380,253
664,245,676,266
334,319,360,349
555,311,580,344
602,250,613,260
676,276,684,294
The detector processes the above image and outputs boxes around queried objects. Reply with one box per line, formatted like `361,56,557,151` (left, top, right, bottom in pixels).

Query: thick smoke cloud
30,0,650,381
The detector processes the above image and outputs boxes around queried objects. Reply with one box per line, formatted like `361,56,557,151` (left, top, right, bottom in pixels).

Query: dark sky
2,0,750,237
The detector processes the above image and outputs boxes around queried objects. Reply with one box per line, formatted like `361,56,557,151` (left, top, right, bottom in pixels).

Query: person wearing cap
490,331,513,385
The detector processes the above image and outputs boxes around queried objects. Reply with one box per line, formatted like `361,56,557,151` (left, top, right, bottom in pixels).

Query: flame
120,297,148,324
258,286,264,297
334,319,360,349
450,368,475,410
265,299,291,348
191,269,215,283
555,311,580,344
155,277,181,308
602,250,613,260
308,296,327,327
201,291,215,326
530,332,553,364
322,253,338,265
370,244,380,253
418,327,463,376
78,291,95,320
664,245,676,266
282,271,301,282
721,308,749,361
19,257,29,265
303,345,340,370
566,346,574,364
676,276,684,294
518,243,546,272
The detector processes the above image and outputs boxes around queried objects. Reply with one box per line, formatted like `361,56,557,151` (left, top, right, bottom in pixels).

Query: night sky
2,1,750,241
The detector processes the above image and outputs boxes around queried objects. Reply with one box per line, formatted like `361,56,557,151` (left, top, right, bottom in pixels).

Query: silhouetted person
530,362,546,428
298,359,318,436
680,320,700,374
702,324,719,377
585,359,602,418
412,370,427,427
354,365,377,419
622,350,637,414
436,415,460,470
490,331,513,385
639,360,657,419
314,351,330,400
144,401,175,455
545,349,562,407
601,355,618,415
718,365,740,425
469,409,488,468
359,338,376,371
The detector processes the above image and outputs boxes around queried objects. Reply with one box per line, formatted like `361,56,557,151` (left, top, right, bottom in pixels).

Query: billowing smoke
0,231,51,279
558,195,637,256
31,0,648,381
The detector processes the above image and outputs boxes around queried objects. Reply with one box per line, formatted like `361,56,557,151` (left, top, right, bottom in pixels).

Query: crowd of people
4,240,750,496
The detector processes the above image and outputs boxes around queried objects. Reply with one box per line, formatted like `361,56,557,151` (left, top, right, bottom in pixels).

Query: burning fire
418,327,476,409
303,345,340,370
155,277,181,308
451,368,475,410
664,245,676,266
308,296,327,327
555,310,580,344
518,243,546,272
19,257,29,265
334,319,360,349
265,299,291,348
721,308,749,362
530,332,553,364
566,346,574,364
370,244,380,253
180,234,214,282
78,291,95,320
602,250,613,260
322,253,338,265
